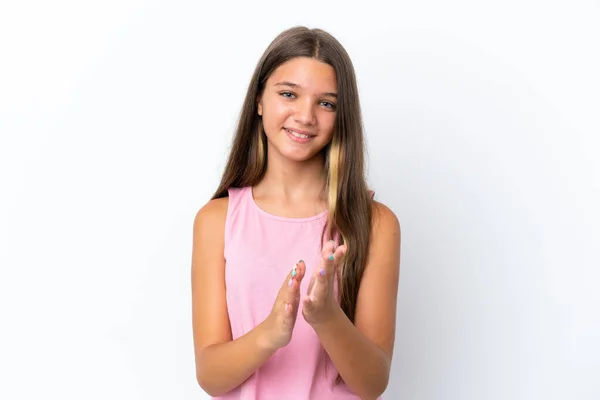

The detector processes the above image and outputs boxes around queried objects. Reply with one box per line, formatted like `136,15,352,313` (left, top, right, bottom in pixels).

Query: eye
320,101,337,110
280,91,296,99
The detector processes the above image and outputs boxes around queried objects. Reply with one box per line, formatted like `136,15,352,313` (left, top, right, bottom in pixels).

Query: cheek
261,103,288,136
319,113,336,137
263,99,290,122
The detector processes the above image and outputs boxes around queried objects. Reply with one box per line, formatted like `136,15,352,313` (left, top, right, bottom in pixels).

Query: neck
254,150,327,201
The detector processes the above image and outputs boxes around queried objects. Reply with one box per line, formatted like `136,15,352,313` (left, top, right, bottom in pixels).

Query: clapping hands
302,240,347,327
262,240,347,349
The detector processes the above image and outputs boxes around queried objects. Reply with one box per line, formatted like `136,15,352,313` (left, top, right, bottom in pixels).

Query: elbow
361,380,389,400
375,373,390,399
375,359,391,397
195,360,228,397
195,373,208,395
372,353,392,397
194,345,240,397
356,361,391,400
365,374,390,400
195,371,213,396
196,371,226,398
194,348,222,397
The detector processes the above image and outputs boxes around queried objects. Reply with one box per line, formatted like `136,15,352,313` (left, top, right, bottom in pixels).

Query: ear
256,91,265,116
257,98,263,116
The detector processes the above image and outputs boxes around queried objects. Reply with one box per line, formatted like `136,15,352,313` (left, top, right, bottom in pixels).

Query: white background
1,1,599,399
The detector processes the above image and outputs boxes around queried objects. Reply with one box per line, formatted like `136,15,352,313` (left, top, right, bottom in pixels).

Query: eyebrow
274,81,337,98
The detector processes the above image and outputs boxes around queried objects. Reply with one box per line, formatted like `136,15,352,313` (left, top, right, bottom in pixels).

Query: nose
294,99,316,126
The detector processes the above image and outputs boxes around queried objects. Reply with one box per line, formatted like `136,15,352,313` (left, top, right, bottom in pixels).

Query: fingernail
320,268,326,276
288,278,294,286
328,254,334,261
292,264,297,277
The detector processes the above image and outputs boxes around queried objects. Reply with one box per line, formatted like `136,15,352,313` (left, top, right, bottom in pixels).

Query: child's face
258,57,338,162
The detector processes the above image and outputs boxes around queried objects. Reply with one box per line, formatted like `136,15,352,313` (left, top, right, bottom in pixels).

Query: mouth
284,127,316,140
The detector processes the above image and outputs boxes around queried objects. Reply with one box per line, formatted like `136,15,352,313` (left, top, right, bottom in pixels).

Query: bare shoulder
191,196,233,354
367,199,401,284
352,199,401,360
194,197,229,229
371,200,401,245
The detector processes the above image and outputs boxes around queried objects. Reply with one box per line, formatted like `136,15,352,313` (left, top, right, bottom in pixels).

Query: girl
191,26,401,400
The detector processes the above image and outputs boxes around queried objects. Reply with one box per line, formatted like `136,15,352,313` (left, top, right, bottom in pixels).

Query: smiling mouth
284,127,315,139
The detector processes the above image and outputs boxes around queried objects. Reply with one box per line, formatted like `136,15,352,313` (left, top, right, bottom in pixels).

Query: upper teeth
287,129,310,139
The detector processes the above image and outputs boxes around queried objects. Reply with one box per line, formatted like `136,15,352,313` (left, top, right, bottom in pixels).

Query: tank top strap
224,186,252,258
227,186,252,208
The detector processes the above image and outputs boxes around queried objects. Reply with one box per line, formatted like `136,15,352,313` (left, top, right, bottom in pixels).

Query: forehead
267,57,337,92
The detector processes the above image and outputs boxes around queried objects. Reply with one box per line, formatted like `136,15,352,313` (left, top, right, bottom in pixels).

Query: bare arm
314,202,401,399
191,198,306,397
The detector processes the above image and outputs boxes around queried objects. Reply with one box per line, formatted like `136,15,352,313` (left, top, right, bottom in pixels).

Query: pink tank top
214,186,374,400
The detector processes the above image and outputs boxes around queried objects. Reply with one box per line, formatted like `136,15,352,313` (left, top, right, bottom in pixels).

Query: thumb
302,295,315,312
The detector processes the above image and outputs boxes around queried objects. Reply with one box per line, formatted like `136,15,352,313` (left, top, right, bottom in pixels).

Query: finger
320,243,347,278
322,239,336,257
282,300,299,330
332,245,347,272
307,271,324,298
284,302,294,315
306,271,317,296
283,260,306,305
319,240,336,276
283,260,306,289
302,295,315,313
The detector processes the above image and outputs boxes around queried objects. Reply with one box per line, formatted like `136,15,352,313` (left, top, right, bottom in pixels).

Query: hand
260,260,306,350
302,240,347,327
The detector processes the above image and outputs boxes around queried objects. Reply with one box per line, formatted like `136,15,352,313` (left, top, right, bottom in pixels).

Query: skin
192,56,401,398
305,206,400,399
253,56,339,218
258,56,338,163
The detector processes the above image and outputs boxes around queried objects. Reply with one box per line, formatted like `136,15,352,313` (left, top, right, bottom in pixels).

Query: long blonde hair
212,26,373,325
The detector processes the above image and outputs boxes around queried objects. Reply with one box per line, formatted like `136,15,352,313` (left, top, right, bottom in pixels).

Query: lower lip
284,128,314,143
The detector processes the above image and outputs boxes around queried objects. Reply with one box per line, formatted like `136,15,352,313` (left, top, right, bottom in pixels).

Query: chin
282,150,317,162
265,136,328,162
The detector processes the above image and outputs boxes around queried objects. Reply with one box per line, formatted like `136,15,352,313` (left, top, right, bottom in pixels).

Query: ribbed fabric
213,186,378,400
